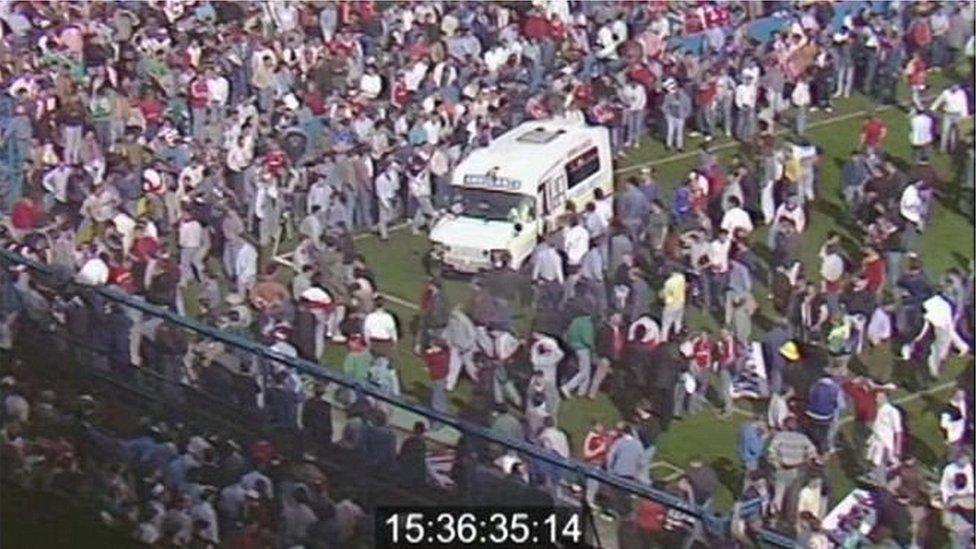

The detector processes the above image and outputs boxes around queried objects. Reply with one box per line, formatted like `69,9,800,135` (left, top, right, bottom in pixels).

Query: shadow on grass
951,251,972,269
711,456,742,500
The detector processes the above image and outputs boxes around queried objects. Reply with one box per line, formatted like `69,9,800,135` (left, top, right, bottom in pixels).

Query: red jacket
391,80,410,109
843,379,880,423
139,99,165,125
189,79,210,109
423,347,450,381
862,257,886,294
11,198,42,230
583,430,611,465
263,150,288,175
692,336,712,370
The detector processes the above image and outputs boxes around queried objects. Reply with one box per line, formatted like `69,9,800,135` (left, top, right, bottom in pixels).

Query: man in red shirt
189,68,212,139
860,113,888,154
582,420,613,506
138,89,165,137
904,53,927,110
10,197,43,236
843,376,884,472
422,339,450,419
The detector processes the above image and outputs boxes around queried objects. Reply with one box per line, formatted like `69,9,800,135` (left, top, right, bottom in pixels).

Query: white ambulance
429,118,613,272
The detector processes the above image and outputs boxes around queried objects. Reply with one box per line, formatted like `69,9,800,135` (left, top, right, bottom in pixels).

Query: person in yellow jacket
660,271,686,341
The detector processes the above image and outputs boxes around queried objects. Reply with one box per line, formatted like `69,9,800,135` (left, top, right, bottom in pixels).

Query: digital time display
376,507,590,547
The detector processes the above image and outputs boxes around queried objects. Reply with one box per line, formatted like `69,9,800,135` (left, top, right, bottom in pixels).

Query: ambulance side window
566,147,601,189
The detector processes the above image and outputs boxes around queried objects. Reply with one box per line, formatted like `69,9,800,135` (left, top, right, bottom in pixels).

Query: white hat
143,169,164,194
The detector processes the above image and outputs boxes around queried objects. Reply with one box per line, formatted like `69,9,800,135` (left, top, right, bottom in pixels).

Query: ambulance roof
453,119,606,195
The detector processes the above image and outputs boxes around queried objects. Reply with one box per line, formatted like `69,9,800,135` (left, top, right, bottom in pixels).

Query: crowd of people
1,0,975,547
0,361,378,548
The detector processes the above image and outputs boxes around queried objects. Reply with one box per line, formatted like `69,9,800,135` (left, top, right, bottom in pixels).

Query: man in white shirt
720,195,754,236
912,292,970,379
734,76,757,141
867,389,903,484
621,79,647,148
408,167,437,234
562,215,590,269
930,83,970,152
77,253,110,286
791,76,811,135
530,335,564,394
364,296,399,367
706,231,732,311
374,164,400,240
178,212,204,285
232,238,257,295
900,180,928,231
909,109,934,162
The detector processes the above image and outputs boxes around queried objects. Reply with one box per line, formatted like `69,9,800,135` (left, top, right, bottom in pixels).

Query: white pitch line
353,221,410,241
613,97,927,175
380,291,421,311
837,380,957,427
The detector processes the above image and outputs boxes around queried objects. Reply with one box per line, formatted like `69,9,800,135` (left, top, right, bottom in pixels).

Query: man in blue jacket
806,375,843,454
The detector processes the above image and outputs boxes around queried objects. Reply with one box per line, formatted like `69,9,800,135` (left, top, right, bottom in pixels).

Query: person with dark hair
398,421,429,489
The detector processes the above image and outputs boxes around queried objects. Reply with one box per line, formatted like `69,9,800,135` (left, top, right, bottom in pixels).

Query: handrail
0,247,795,547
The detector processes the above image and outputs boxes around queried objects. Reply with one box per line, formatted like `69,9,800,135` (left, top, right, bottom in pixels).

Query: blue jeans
624,109,646,146
665,115,685,149
795,106,807,135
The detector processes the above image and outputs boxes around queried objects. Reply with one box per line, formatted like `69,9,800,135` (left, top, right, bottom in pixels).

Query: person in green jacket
339,334,372,405
560,311,595,398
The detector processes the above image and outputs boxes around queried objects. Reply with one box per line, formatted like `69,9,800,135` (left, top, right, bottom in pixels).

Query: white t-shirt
910,113,934,146
364,309,398,342
933,88,970,117
900,184,924,225
720,207,754,234
563,225,590,266
77,257,109,286
872,402,903,455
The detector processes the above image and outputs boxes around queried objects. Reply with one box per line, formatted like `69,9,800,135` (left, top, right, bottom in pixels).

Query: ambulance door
542,173,567,233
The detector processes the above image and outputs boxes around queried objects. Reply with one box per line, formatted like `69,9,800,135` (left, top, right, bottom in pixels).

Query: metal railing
0,247,795,547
